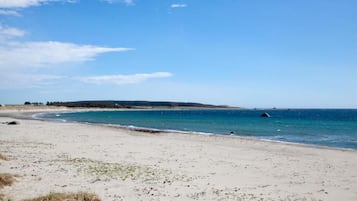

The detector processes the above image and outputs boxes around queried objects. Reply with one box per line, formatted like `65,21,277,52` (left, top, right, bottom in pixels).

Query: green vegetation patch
64,157,172,182
0,140,53,149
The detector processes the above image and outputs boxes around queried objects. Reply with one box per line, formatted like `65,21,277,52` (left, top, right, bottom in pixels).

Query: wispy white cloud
101,0,133,5
0,39,134,88
0,25,25,40
0,73,64,89
0,0,43,8
171,3,187,8
0,21,134,88
76,72,172,85
0,1,140,90
0,41,133,69
0,9,21,16
0,0,78,8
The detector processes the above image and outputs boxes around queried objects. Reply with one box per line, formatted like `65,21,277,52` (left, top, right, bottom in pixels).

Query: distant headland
43,100,234,109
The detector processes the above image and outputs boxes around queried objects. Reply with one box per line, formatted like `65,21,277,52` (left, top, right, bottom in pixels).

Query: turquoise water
39,109,357,149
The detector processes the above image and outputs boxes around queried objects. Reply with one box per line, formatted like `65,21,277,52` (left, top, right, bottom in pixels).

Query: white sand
0,112,357,201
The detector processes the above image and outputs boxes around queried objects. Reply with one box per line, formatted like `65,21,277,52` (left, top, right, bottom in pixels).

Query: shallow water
39,109,357,149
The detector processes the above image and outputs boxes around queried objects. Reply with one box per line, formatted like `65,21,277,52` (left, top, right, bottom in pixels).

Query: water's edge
32,110,357,152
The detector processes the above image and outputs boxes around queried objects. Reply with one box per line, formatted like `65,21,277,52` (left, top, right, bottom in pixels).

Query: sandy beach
0,110,357,201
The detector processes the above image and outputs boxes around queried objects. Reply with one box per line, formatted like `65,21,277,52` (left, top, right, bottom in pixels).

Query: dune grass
22,192,101,201
0,173,16,201
0,153,9,161
0,174,15,189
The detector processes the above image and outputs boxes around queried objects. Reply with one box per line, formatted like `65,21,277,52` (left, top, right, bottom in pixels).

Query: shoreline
1,109,357,200
30,109,357,152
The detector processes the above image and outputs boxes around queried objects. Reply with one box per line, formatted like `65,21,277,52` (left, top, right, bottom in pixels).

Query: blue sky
0,0,356,108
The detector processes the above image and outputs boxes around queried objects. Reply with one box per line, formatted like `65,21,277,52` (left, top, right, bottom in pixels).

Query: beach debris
7,121,19,125
260,112,271,118
1,121,20,125
130,127,163,134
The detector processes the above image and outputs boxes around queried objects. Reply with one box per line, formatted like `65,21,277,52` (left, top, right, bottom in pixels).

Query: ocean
38,109,357,150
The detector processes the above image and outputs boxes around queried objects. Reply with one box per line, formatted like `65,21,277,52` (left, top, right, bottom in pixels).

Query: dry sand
0,110,356,201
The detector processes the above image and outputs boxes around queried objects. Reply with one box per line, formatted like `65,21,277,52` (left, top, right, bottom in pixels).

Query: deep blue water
39,109,357,150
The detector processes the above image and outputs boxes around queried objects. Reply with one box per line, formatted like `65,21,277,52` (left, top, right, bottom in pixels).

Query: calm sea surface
38,109,357,149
